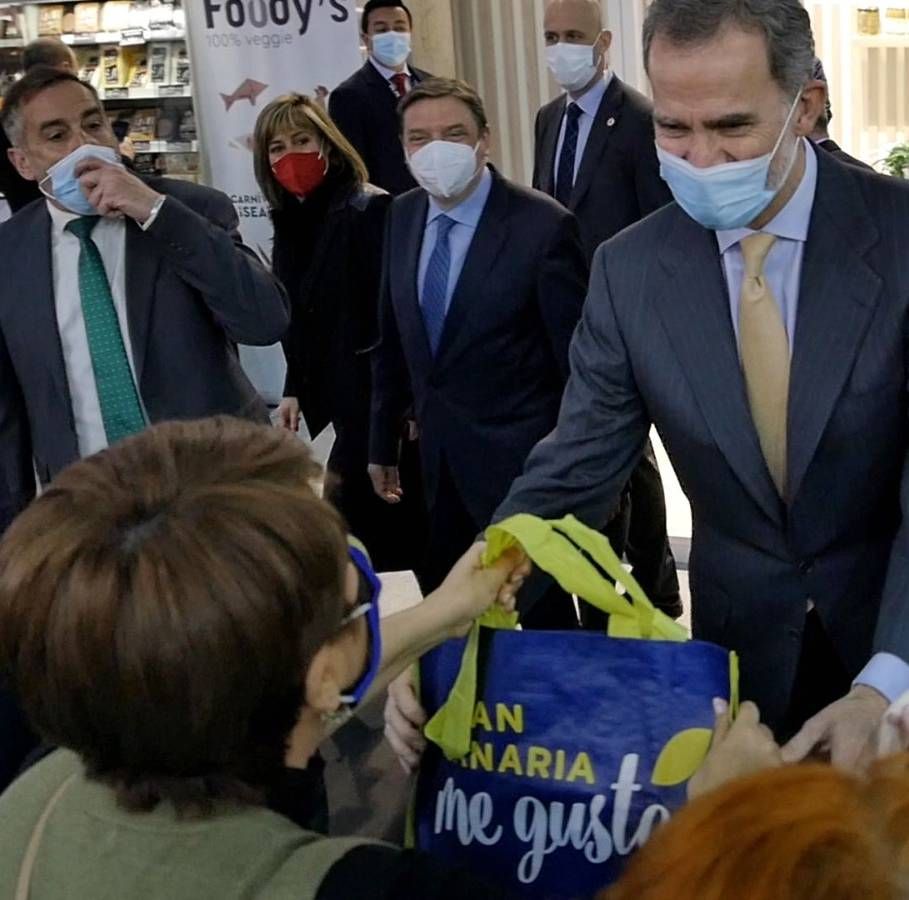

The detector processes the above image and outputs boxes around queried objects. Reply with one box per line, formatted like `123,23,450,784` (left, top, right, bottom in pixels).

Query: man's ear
598,30,614,57
795,81,827,138
7,146,37,183
303,644,345,715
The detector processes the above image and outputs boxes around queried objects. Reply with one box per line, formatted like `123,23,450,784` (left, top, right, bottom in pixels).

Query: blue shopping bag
411,515,737,899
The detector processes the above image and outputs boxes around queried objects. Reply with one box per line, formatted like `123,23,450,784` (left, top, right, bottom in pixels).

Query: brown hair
253,93,369,210
1,66,100,146
601,755,909,900
22,37,77,73
0,417,348,813
398,77,489,136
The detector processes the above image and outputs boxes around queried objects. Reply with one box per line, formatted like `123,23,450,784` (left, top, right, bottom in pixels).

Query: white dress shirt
716,141,909,704
553,69,614,186
48,201,144,457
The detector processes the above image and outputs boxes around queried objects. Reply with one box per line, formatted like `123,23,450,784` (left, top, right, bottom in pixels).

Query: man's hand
687,700,782,800
368,464,402,504
75,157,163,222
782,685,889,771
384,668,427,773
276,397,301,432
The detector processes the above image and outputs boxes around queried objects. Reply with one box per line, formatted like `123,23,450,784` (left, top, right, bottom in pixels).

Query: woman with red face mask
254,94,425,573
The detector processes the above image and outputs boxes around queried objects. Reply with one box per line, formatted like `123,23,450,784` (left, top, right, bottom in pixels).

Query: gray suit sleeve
492,244,651,530
0,327,35,533
144,191,290,346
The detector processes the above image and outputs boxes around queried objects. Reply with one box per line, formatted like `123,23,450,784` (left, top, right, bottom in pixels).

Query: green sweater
0,750,378,899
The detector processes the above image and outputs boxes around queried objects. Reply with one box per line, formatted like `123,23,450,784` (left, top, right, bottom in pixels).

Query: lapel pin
607,117,616,127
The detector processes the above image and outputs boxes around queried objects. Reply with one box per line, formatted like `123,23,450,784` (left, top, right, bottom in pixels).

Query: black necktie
555,103,583,207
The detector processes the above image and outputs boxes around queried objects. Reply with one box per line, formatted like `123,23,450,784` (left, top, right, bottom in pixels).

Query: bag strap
424,515,686,761
16,773,78,900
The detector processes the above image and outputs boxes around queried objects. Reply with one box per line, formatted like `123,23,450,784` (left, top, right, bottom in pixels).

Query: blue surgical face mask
39,143,123,217
371,31,411,68
339,543,383,708
656,92,803,231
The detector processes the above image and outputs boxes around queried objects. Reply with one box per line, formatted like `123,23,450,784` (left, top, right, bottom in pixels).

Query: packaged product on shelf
172,43,190,86
128,108,156,143
62,11,76,33
125,49,149,88
37,5,65,36
127,0,152,31
100,1,132,33
177,108,196,142
165,152,198,177
155,106,180,141
148,0,177,31
148,43,170,84
77,48,102,88
102,46,125,88
131,154,156,176
74,3,102,34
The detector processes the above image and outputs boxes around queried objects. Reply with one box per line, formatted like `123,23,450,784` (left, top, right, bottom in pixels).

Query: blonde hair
253,93,369,209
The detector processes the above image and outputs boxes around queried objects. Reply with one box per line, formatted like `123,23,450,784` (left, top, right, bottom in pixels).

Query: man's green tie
65,217,146,445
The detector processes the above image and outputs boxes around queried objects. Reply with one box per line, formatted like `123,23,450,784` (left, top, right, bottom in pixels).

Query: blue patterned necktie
421,214,456,355
65,216,146,445
555,102,583,207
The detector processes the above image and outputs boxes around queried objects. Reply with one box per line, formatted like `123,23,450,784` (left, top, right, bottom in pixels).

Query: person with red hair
602,752,909,900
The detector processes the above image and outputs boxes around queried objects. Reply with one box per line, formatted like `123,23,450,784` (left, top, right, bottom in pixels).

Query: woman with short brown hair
254,93,423,574
0,416,524,898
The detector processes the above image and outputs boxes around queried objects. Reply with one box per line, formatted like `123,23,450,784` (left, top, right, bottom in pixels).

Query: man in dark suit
0,67,289,527
329,1,432,195
368,78,588,594
536,0,680,617
385,0,909,772
0,38,77,214
810,57,874,172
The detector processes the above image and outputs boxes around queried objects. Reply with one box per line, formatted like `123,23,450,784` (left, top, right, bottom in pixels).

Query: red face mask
272,151,329,198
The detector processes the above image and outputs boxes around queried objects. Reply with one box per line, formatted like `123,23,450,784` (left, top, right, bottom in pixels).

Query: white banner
185,1,362,403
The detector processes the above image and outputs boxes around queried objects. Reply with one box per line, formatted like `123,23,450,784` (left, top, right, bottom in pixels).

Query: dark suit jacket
370,168,588,526
496,151,909,729
533,75,672,262
329,61,432,196
274,181,391,464
816,137,875,172
0,127,41,214
0,176,289,531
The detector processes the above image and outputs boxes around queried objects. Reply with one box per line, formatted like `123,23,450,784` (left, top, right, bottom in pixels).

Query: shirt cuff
854,652,909,703
138,195,167,231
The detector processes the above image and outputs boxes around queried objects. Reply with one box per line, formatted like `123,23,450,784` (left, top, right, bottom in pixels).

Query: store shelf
0,38,22,48
101,84,191,102
133,140,198,154
854,33,909,47
61,28,185,47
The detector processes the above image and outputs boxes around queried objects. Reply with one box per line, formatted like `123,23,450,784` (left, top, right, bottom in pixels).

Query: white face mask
407,140,480,200
545,41,601,93
372,31,411,68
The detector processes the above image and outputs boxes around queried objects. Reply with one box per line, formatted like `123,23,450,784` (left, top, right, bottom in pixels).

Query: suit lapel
571,76,624,210
786,155,883,501
433,171,509,368
399,192,435,372
26,205,75,421
537,102,561,196
124,219,161,384
655,212,784,525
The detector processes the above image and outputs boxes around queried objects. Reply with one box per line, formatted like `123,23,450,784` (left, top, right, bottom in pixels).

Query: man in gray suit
0,67,289,532
384,0,909,772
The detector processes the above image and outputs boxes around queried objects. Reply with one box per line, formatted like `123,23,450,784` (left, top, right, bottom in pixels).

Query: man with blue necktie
368,78,588,595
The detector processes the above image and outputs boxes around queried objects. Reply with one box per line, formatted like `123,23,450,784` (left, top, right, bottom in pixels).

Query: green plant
883,143,909,178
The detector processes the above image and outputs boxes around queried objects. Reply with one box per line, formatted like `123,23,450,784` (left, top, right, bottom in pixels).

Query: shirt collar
566,69,614,118
426,166,493,229
46,199,81,239
369,56,411,83
717,138,818,254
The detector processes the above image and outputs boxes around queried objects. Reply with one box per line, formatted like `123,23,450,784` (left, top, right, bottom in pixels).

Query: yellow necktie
738,233,789,497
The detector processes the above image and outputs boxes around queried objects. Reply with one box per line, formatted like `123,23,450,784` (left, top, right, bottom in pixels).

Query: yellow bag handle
424,514,687,760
